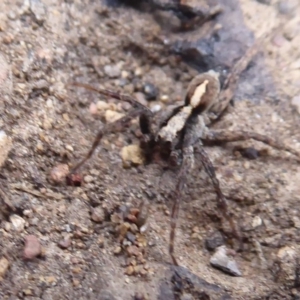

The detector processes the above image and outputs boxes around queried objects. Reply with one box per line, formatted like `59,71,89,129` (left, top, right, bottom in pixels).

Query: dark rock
126,231,136,243
242,147,259,160
256,0,271,5
205,231,224,251
143,82,159,101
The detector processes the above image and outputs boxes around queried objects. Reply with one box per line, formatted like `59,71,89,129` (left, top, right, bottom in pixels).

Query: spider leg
208,28,282,126
194,146,240,241
68,82,153,113
203,130,300,159
67,82,154,173
169,146,194,265
70,109,144,174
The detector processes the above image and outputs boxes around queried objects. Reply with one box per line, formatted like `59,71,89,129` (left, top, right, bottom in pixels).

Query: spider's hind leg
195,145,240,243
203,129,300,160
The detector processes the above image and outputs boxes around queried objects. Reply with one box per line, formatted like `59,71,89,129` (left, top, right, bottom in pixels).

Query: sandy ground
1,0,300,299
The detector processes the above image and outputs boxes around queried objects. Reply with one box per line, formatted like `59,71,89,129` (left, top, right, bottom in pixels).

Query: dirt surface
1,0,300,299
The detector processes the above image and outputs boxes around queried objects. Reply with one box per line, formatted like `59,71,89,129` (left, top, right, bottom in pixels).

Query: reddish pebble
129,208,139,216
66,173,82,186
126,214,138,223
89,102,98,115
24,235,42,260
271,34,287,47
50,164,69,183
58,237,71,249
126,245,140,256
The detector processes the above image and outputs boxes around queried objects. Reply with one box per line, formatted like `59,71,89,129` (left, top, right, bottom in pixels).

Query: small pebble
0,130,12,168
140,223,148,233
134,68,143,77
121,70,129,79
126,232,136,243
96,100,109,111
121,145,145,168
91,206,105,223
160,94,169,103
256,0,271,4
42,118,52,130
130,224,139,233
150,104,161,113
277,246,296,260
252,216,262,228
272,34,288,48
134,92,148,106
119,222,131,238
46,276,57,285
125,265,134,275
84,175,94,183
23,235,42,260
283,25,297,41
50,164,69,183
73,279,80,287
65,145,73,152
210,246,242,276
23,289,33,296
8,11,17,20
233,172,243,182
113,246,122,255
66,173,82,186
62,113,70,121
10,214,26,232
205,231,224,251
241,147,258,160
278,0,296,15
0,257,10,278
291,95,300,114
104,64,121,78
126,245,140,256
89,102,98,115
105,110,124,123
33,79,49,91
4,222,11,231
98,237,105,248
143,82,158,101
58,237,71,249
30,0,47,25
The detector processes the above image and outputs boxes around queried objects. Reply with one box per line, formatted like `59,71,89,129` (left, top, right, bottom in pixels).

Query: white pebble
0,130,12,168
252,216,262,228
65,145,74,152
10,214,26,232
150,104,161,113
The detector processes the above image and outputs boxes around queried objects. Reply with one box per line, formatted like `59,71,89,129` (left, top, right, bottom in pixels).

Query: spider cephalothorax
140,71,220,164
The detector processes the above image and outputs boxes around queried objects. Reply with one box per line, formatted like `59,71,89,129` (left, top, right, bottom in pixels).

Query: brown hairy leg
67,83,154,174
195,146,240,240
203,130,300,160
169,146,194,265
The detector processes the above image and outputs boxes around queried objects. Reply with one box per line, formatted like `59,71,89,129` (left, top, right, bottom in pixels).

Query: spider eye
185,72,220,113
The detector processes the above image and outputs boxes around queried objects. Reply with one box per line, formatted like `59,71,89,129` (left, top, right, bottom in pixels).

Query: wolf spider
67,71,299,266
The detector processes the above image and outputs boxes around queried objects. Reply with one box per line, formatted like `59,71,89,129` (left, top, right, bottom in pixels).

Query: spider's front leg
67,82,154,176
68,108,145,175
203,130,300,160
195,145,240,241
